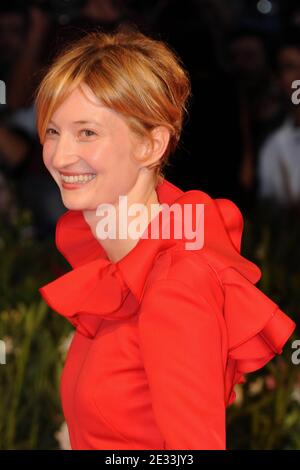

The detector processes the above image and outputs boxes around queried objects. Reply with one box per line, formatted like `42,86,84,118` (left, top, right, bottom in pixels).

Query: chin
62,202,86,211
60,193,92,212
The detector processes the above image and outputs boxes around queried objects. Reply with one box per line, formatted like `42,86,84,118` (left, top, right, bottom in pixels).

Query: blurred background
0,0,300,450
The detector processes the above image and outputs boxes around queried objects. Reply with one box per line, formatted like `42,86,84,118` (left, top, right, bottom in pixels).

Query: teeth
61,173,96,184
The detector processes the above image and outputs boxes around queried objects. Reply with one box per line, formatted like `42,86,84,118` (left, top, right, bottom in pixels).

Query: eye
80,129,97,137
45,128,58,135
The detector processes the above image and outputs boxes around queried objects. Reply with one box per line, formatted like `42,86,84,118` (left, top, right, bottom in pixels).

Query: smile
60,173,97,184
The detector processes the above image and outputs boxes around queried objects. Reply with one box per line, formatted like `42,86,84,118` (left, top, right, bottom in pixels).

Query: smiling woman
34,25,191,261
41,83,153,212
35,26,296,450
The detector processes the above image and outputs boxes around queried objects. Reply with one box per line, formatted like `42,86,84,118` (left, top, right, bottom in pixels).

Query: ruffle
38,177,296,402
39,257,139,338
214,198,244,253
219,266,296,406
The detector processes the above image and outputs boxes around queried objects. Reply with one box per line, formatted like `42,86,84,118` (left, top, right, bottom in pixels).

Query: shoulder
138,246,227,354
142,247,225,309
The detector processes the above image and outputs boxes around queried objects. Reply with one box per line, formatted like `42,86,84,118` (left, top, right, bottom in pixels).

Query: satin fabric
39,177,296,450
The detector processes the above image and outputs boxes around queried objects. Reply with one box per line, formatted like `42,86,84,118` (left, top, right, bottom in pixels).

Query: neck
83,168,163,263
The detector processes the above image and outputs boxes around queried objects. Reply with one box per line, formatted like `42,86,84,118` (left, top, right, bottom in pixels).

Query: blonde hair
34,25,192,184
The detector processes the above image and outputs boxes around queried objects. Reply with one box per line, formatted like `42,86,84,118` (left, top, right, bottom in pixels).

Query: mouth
59,172,97,189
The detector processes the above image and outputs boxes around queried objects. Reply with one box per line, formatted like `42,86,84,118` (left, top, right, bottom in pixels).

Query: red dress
39,177,296,450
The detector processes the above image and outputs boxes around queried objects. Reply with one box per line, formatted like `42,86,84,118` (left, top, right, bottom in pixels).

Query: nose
51,131,80,170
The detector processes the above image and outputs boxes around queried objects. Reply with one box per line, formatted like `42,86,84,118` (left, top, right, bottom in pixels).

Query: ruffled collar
39,177,297,408
39,176,261,338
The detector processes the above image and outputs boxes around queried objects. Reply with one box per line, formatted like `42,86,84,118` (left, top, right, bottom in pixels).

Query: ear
136,126,170,169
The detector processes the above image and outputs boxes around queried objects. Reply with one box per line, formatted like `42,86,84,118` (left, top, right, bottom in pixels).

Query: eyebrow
48,119,103,127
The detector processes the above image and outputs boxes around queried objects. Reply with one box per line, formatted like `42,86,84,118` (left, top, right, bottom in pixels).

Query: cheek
78,142,104,171
42,142,54,171
89,140,140,199
84,138,136,173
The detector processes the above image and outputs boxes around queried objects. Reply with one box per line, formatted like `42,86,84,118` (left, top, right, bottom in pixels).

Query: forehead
50,85,122,125
52,85,104,119
56,85,102,111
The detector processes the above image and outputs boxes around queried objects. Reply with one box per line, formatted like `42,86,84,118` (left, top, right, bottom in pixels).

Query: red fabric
39,177,296,450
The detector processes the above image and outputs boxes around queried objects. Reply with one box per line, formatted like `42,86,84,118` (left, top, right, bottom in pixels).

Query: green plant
0,207,72,449
226,201,300,449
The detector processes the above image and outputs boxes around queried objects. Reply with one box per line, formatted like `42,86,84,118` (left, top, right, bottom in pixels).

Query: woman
36,27,296,450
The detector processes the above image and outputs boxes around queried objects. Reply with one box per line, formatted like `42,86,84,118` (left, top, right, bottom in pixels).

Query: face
42,83,144,211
